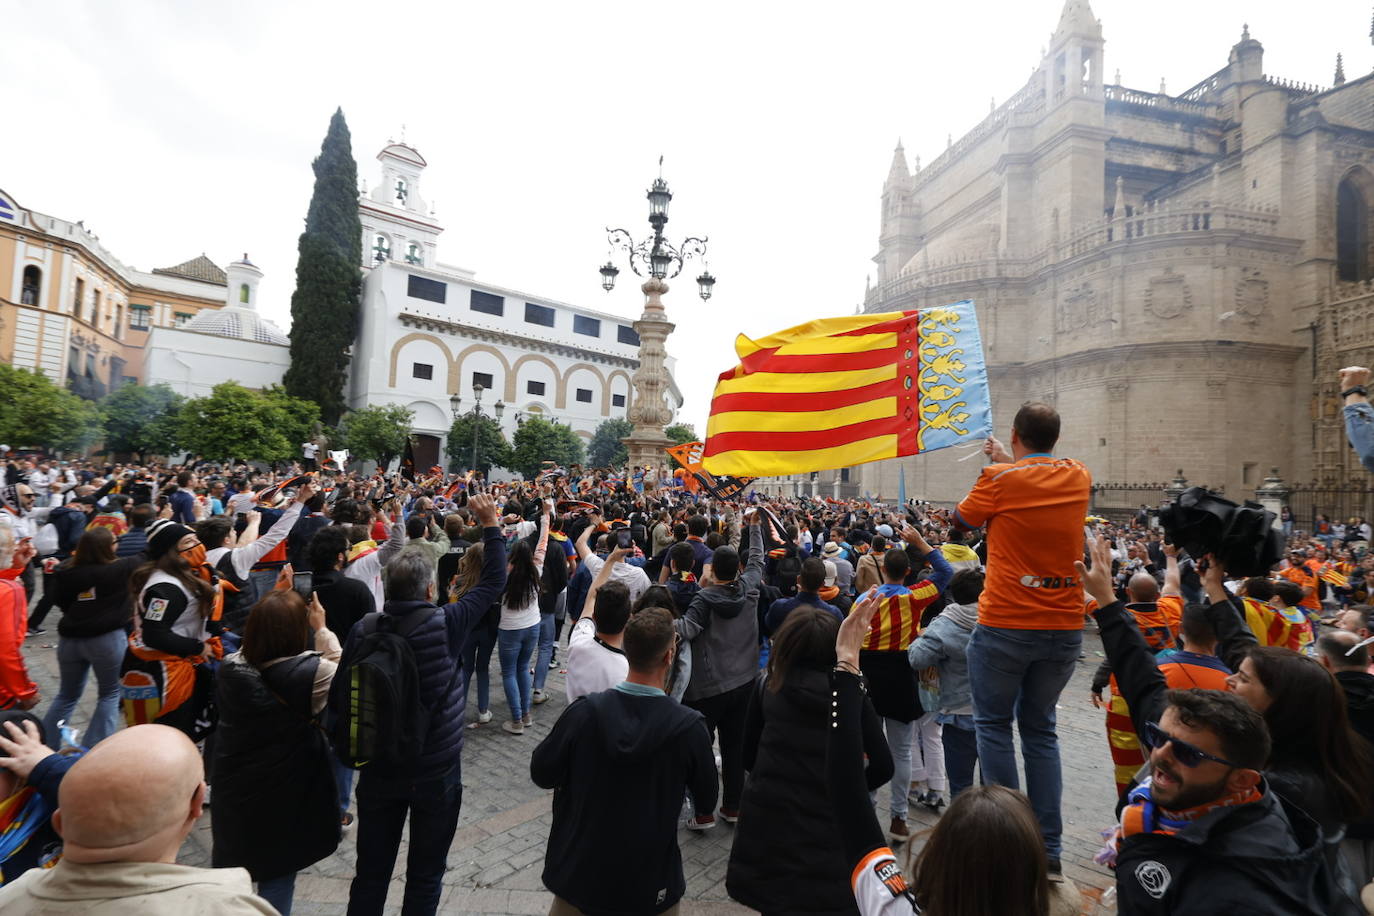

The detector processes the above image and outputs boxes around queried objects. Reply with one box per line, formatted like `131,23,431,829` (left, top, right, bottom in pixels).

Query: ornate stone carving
1233,267,1269,325
1057,281,1112,332
1143,267,1192,320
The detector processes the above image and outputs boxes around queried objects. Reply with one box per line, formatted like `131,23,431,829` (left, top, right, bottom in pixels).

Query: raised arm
532,504,550,573
1200,556,1257,672
1161,542,1182,599
375,499,409,568
1078,536,1169,735
583,545,627,620
574,513,598,562
227,491,308,579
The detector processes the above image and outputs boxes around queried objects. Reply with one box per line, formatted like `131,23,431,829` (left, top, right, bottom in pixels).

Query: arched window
20,266,40,306
373,234,391,264
239,283,250,304
405,242,423,265
1337,173,1371,282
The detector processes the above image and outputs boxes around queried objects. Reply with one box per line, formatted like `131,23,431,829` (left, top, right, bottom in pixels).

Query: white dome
182,306,289,346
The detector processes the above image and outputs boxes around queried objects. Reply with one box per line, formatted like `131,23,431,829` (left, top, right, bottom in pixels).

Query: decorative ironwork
599,163,715,299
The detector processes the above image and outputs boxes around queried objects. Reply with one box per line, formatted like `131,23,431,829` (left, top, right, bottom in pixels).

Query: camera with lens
1156,486,1283,577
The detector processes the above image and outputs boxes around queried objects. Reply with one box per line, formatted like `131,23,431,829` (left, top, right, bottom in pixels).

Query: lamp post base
622,430,672,471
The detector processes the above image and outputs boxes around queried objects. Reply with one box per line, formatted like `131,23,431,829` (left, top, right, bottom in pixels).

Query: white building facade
145,255,290,398
349,142,681,470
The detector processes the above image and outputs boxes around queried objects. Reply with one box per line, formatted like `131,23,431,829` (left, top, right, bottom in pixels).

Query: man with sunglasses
1076,535,1349,914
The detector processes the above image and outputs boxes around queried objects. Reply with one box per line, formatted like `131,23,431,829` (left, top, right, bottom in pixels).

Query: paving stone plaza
21,627,1121,915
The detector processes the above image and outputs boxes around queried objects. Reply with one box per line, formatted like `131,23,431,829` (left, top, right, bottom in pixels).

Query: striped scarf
1095,776,1261,866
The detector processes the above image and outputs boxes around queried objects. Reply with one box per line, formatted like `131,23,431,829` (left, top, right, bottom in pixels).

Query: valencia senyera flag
701,300,991,478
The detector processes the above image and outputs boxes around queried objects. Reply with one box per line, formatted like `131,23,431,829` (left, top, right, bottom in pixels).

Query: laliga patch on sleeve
873,856,909,898
144,597,169,621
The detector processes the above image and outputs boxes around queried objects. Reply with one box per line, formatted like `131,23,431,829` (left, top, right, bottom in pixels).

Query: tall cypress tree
284,108,362,424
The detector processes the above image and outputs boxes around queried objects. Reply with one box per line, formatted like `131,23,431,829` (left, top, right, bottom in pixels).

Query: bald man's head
1126,572,1159,603
55,725,205,864
1318,630,1369,672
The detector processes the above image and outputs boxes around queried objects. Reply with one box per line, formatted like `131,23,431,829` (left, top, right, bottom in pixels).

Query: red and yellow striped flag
701,302,991,478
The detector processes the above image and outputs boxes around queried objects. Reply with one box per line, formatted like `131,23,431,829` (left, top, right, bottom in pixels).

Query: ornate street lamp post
599,165,715,468
450,383,504,473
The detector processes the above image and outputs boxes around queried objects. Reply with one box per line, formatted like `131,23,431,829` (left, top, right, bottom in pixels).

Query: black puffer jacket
211,652,340,879
52,555,142,638
726,668,893,915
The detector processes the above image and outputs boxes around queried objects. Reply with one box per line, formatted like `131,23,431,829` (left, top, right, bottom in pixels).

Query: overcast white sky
5,0,1364,431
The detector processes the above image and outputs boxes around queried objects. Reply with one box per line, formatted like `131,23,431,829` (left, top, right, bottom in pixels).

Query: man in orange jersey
1278,548,1321,615
859,527,951,842
953,401,1090,878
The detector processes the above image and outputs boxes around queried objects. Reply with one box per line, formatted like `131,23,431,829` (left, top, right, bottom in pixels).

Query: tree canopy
100,383,184,458
338,403,414,465
509,417,584,478
177,382,320,462
447,413,511,474
0,365,103,454
587,418,632,468
665,422,698,445
283,108,363,425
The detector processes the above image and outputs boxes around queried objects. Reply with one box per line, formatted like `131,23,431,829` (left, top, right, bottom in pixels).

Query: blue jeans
348,765,463,916
869,718,914,821
533,611,555,691
966,624,1082,860
937,714,978,799
257,872,297,915
333,753,355,815
42,628,126,749
498,623,539,722
462,625,497,714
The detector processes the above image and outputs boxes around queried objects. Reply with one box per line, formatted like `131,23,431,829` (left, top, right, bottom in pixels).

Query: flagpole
898,463,907,507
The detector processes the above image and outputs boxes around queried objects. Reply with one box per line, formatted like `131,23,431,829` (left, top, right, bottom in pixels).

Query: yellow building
0,186,229,396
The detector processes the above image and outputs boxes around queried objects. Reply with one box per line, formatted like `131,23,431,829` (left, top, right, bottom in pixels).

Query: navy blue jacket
763,591,842,636
333,526,507,778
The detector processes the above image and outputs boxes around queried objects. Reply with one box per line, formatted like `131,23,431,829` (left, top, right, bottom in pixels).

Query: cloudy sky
6,0,1363,431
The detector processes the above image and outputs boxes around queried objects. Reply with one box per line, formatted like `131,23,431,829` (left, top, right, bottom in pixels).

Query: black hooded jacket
1094,598,1359,915
531,687,717,916
1334,669,1374,747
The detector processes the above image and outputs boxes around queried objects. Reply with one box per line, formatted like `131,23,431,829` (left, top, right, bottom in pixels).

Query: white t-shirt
580,554,652,607
302,442,319,459
564,616,628,702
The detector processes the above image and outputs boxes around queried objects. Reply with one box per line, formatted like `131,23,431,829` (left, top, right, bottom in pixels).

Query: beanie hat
146,518,193,558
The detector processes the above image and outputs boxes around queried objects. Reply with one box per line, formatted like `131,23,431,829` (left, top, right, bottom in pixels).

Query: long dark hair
1248,646,1374,818
129,545,214,609
766,606,837,692
65,527,116,569
911,785,1050,916
503,540,539,610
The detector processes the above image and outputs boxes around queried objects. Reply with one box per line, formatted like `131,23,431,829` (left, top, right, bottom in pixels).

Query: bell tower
358,140,443,270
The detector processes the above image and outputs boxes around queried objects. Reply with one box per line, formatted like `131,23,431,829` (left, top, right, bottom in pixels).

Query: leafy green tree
260,386,322,456
509,417,584,479
446,414,511,474
665,422,698,445
338,404,414,466
100,383,185,458
283,108,362,425
177,382,294,462
587,418,632,468
0,364,103,454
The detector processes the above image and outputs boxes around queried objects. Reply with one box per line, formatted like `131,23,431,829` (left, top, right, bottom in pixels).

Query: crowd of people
0,364,1367,914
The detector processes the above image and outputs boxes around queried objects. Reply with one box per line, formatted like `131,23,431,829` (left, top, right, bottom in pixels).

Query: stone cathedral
779,2,1374,505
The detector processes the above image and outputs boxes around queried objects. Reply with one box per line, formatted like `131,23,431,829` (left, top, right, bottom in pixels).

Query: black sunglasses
1143,721,1239,769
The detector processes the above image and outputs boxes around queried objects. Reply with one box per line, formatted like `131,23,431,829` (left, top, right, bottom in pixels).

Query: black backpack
330,610,445,769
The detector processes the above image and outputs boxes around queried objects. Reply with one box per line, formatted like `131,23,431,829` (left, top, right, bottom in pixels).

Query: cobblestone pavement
20,625,1122,914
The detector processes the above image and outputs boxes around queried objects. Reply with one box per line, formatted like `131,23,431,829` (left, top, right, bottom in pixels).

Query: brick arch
509,352,562,403
602,368,633,415
451,343,513,397
557,362,607,409
388,332,453,387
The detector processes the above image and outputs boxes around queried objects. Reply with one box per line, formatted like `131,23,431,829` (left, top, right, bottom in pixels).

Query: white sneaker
532,689,549,705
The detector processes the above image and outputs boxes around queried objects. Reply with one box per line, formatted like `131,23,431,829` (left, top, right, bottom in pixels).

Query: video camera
1156,486,1283,577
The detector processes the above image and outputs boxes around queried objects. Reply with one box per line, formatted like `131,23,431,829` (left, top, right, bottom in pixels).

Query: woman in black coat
726,607,893,916
40,527,142,748
212,588,342,916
